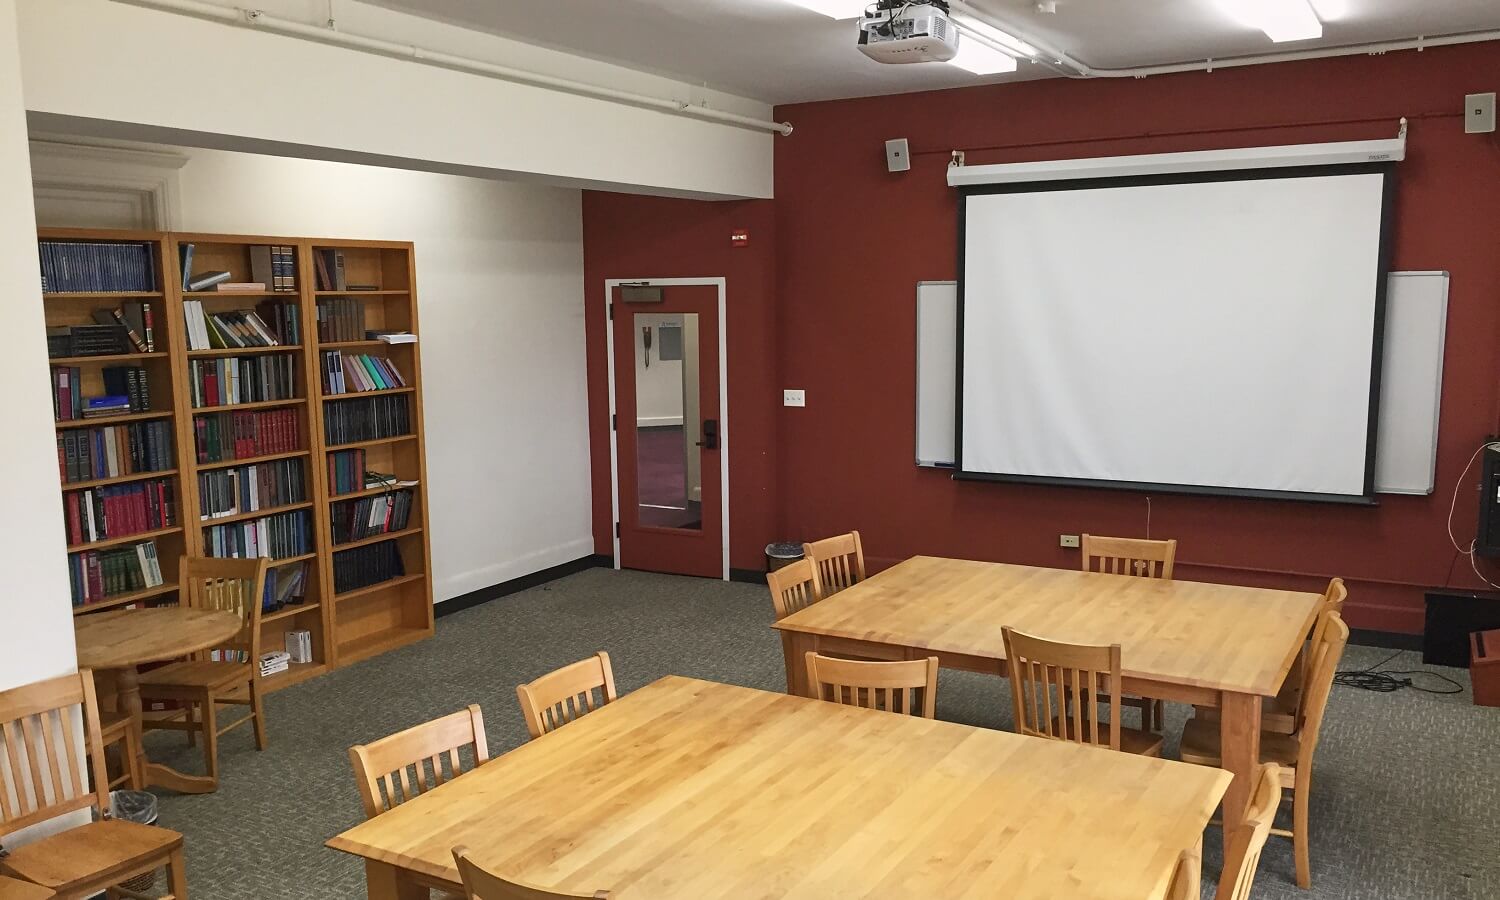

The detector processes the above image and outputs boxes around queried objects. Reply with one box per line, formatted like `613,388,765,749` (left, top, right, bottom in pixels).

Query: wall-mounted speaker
885,138,911,173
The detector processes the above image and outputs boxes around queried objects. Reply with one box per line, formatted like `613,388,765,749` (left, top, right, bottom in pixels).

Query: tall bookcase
44,227,433,692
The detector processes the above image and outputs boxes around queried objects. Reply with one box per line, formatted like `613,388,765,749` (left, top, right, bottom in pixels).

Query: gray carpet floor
137,568,1500,899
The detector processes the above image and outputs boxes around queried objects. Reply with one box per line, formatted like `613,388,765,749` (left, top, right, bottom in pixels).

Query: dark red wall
584,42,1500,631
581,195,779,572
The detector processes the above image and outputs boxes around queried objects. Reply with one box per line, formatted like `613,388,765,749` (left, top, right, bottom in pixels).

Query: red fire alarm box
730,228,749,248
1473,628,1500,708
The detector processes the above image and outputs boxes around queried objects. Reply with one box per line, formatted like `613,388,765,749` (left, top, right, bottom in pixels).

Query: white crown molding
29,137,187,229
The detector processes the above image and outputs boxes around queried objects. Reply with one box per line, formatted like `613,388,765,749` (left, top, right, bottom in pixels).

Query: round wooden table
75,607,243,794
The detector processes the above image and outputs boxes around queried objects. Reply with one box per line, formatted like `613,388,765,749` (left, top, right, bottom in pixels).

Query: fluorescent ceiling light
948,36,1019,76
783,0,869,19
950,13,1037,57
1215,0,1323,42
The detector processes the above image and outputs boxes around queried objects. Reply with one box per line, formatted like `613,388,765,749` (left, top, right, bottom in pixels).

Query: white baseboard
433,535,597,603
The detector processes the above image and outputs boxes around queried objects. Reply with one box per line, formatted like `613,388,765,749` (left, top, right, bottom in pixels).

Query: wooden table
773,556,1321,854
74,606,243,794
328,676,1229,899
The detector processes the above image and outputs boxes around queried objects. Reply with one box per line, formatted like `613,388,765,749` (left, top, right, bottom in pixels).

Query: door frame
604,277,730,581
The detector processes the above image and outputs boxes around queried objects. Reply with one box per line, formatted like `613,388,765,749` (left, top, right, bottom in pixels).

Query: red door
613,285,723,578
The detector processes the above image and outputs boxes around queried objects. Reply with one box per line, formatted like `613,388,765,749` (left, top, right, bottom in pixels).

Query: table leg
365,860,430,900
780,631,812,697
118,665,221,795
1219,690,1262,857
113,665,149,789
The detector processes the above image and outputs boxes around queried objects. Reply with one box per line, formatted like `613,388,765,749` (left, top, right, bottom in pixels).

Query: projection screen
957,166,1395,502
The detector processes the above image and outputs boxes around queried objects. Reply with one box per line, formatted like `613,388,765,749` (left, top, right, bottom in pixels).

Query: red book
86,553,103,599
56,370,71,421
66,494,81,545
204,366,219,408
195,417,207,463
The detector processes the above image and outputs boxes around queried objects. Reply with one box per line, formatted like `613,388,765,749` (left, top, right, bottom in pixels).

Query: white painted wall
30,140,595,603
0,0,76,693
17,0,774,200
634,313,686,428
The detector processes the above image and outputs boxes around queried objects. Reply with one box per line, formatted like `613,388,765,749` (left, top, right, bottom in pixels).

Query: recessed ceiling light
947,37,1019,76
1215,0,1323,43
783,0,870,19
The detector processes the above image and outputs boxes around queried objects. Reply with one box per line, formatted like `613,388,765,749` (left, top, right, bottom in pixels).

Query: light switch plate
1059,534,1081,549
783,389,806,407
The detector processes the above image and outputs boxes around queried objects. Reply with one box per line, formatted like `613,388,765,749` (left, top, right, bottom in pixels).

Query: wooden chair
0,670,187,899
1162,765,1282,900
1079,534,1178,732
349,705,489,819
767,558,818,621
802,531,865,600
516,652,618,740
97,711,143,791
138,556,270,790
1180,614,1349,888
1001,626,1164,756
803,652,939,718
452,846,609,899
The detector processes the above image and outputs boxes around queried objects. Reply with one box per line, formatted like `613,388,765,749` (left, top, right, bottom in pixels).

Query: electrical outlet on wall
1059,534,1080,549
783,389,806,407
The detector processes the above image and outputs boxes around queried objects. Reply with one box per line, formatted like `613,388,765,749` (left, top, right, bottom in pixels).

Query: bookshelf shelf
314,290,409,296
261,601,321,624
197,500,314,528
183,291,290,300
56,411,175,430
187,345,302,357
67,526,183,553
331,525,422,552
330,482,420,501
49,352,170,365
326,434,417,451
195,449,310,471
316,339,406,349
189,397,306,414
323,386,416,399
44,291,165,301
266,551,318,567
332,573,426,603
72,583,180,616
261,661,327,692
336,625,427,666
62,468,179,491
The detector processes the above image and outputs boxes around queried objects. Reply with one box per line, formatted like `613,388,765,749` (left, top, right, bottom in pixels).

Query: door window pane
635,313,701,530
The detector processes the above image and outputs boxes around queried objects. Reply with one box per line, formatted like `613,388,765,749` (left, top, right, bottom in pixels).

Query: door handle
697,419,719,451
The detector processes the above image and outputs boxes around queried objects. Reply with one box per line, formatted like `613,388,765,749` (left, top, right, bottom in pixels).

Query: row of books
333,539,405,594
39,241,155,294
264,560,310,613
64,478,178,547
330,488,415,545
193,409,300,463
321,352,407,395
187,354,298,408
102,366,152,413
327,449,367,496
250,245,299,293
47,324,132,358
315,297,365,342
312,249,350,292
203,509,313,560
257,300,302,346
324,394,411,445
197,458,308,521
67,540,165,607
182,303,292,351
58,421,174,484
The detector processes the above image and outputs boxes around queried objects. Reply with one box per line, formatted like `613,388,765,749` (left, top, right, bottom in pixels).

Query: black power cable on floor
1334,649,1465,694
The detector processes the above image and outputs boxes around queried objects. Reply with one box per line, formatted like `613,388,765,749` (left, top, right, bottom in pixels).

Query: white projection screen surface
958,168,1394,502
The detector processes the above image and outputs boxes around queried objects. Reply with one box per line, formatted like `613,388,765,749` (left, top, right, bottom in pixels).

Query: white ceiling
363,0,1500,105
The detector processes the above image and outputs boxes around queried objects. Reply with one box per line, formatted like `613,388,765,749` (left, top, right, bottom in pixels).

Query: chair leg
167,846,189,899
1153,699,1165,733
186,703,197,747
250,680,268,751
1294,778,1312,888
200,690,219,786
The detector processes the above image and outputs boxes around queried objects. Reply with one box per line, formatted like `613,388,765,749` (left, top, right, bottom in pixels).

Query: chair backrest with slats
1293,613,1349,766
180,555,269,667
0,670,109,839
1215,764,1283,900
1298,579,1347,703
1080,534,1177,580
516,652,618,740
349,705,489,819
803,652,938,718
767,558,818,621
803,531,866,600
1002,627,1123,751
453,846,611,899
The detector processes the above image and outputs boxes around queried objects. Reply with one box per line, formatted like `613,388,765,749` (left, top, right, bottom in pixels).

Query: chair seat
139,659,251,692
0,819,182,891
1179,715,1301,772
1048,717,1165,756
0,875,55,900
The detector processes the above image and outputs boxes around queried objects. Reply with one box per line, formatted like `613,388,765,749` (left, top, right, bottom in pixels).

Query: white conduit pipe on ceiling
949,1,1500,79
110,0,796,136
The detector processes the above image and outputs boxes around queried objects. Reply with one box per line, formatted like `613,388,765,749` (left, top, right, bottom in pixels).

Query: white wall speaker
1465,92,1496,135
885,138,911,173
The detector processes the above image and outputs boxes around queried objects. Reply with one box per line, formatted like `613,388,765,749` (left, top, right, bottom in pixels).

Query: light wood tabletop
328,676,1230,900
74,606,243,794
771,556,1322,859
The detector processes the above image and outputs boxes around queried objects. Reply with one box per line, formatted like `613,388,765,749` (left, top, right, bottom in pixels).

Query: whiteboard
915,272,1450,494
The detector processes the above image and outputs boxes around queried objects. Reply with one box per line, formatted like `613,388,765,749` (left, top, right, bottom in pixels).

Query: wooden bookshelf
46,228,433,693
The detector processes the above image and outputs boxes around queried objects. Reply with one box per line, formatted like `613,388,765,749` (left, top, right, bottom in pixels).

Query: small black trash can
110,790,159,892
765,541,804,573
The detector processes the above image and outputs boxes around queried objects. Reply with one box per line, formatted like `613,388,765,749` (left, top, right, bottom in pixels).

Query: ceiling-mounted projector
857,0,960,64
